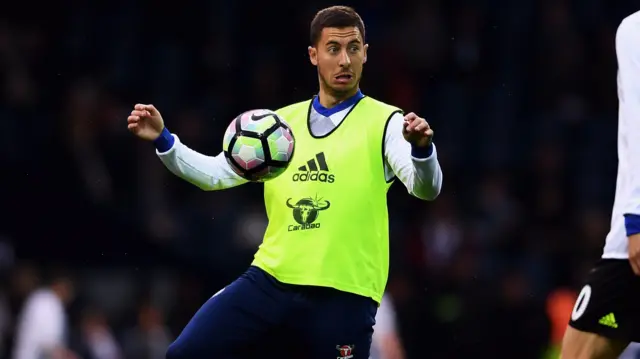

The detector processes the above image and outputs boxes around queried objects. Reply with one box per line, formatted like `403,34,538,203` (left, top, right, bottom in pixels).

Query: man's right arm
154,128,248,191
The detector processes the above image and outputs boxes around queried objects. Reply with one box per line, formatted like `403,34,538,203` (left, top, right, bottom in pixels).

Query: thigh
561,326,628,359
167,267,290,358
568,259,640,343
299,289,378,359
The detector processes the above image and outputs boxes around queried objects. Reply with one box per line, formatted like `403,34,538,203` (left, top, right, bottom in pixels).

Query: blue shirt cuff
624,214,640,237
154,128,175,152
411,143,433,158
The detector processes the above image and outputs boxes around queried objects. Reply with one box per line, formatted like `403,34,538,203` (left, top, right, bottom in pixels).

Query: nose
338,49,351,67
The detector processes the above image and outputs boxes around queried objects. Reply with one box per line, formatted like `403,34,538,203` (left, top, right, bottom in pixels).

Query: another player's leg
561,327,627,359
165,266,291,359
560,260,640,359
298,288,377,359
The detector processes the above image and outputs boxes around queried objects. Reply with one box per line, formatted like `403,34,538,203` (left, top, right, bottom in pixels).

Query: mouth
334,73,354,83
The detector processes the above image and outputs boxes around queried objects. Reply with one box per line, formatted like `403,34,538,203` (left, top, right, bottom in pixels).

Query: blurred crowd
1,0,639,358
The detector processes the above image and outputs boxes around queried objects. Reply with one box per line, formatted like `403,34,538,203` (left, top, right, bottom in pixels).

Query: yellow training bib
252,96,401,303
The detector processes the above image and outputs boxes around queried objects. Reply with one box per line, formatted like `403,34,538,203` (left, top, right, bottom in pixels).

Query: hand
629,233,640,275
402,112,433,148
127,104,165,141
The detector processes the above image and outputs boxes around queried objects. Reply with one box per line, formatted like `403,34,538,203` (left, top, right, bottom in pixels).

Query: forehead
319,26,362,44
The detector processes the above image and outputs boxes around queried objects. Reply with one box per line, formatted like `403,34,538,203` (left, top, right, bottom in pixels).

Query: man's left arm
384,112,443,200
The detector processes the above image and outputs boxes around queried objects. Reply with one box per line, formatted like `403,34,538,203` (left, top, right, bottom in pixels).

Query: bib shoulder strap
361,97,403,117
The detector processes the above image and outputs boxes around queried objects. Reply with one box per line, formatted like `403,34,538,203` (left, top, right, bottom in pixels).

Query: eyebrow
325,39,362,46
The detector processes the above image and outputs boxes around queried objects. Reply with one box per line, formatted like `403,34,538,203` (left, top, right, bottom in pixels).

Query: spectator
12,269,76,359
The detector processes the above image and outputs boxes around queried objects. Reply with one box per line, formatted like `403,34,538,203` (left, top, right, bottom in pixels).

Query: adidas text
293,152,334,183
292,172,335,183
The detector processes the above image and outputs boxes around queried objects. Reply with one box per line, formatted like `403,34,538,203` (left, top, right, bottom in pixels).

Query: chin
330,83,358,96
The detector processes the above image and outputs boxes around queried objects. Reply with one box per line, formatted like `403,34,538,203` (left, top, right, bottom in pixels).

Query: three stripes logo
598,313,618,329
292,152,335,183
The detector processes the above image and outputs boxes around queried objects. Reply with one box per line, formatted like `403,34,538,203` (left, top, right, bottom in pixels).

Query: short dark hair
310,6,366,46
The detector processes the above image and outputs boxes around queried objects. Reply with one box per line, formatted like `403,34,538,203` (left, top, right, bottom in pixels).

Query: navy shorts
166,266,378,359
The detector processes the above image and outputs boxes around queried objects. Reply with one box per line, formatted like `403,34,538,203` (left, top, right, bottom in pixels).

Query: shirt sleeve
156,134,248,191
617,13,640,235
384,112,443,200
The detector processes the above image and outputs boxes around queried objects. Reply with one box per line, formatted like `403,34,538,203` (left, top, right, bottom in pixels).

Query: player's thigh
301,289,377,359
166,267,289,358
563,259,640,358
561,326,627,359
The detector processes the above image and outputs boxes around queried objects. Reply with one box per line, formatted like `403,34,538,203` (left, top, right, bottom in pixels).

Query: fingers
402,112,434,146
135,103,158,115
405,117,430,133
413,121,430,133
127,122,140,133
127,109,150,134
127,109,151,125
129,110,150,119
404,112,417,122
128,104,158,135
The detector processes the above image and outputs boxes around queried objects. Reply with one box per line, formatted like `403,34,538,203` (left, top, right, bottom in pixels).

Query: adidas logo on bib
599,313,618,328
292,152,335,183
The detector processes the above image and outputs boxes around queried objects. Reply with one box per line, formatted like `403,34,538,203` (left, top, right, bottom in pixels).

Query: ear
308,46,318,66
363,44,369,64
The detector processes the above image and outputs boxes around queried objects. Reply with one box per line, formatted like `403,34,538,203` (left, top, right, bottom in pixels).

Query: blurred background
1,0,638,358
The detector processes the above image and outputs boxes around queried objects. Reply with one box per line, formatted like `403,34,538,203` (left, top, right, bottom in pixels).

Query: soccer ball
222,109,295,182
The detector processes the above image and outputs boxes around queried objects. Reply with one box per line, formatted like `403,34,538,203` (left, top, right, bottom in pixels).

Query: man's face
309,26,368,97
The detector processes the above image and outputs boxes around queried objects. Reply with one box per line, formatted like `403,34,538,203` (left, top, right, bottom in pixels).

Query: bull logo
286,196,330,225
336,345,354,359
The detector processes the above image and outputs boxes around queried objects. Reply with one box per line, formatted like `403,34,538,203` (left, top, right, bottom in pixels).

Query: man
562,10,640,359
128,6,442,358
12,269,76,359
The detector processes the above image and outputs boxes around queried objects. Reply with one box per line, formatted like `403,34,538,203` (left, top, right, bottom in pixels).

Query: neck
318,85,360,108
312,87,364,117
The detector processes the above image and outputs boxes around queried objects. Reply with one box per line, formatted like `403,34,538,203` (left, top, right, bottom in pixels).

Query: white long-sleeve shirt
12,289,66,359
603,11,640,258
157,103,443,200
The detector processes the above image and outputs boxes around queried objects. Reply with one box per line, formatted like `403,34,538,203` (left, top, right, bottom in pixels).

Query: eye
349,45,359,53
328,46,339,53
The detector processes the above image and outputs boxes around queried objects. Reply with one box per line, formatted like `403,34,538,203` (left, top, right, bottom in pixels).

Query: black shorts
569,259,640,342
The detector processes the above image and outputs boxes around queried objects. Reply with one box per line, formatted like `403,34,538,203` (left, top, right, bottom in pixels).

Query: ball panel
281,127,293,142
231,137,265,170
239,110,278,134
266,127,294,162
222,122,236,151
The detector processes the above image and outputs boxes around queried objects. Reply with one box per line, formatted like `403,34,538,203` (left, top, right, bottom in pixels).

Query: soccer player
561,10,640,359
127,6,443,358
